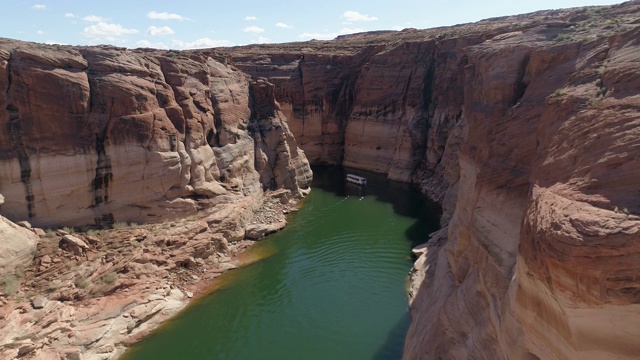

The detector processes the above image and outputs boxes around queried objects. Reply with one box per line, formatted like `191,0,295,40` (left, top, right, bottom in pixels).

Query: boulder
212,235,230,254
245,220,286,240
31,295,47,309
16,221,32,229
64,348,83,360
40,255,52,267
17,344,36,357
0,216,38,273
84,236,100,245
59,235,89,255
174,257,197,269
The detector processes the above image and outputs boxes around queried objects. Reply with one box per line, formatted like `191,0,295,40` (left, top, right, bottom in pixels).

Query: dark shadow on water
372,311,412,360
312,165,442,359
311,165,442,248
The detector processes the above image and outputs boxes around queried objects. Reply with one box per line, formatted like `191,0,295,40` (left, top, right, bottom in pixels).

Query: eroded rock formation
1,1,639,359
225,2,640,359
0,40,313,359
0,40,311,228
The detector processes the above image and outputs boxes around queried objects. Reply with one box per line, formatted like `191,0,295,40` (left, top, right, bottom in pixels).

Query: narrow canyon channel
122,166,441,360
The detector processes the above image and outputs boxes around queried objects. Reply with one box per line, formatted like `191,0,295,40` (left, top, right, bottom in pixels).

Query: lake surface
122,166,441,360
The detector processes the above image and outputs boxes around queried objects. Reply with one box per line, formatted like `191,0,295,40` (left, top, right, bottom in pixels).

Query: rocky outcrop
0,193,38,274
403,10,640,360
0,41,312,358
248,78,312,194
1,1,639,359
0,189,297,359
0,40,310,228
225,2,640,359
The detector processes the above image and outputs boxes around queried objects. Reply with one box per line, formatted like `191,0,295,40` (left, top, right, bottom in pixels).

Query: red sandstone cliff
0,41,311,228
0,40,312,359
0,1,639,359
225,2,640,359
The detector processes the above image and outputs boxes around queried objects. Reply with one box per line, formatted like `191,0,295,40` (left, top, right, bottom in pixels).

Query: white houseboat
346,174,367,186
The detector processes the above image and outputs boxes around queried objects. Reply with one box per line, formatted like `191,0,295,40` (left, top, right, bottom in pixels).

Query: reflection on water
122,166,441,360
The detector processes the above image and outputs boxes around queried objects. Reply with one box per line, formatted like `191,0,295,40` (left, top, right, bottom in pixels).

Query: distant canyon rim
1,1,640,359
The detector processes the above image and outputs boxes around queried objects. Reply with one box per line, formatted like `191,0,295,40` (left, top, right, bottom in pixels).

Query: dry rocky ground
0,190,300,360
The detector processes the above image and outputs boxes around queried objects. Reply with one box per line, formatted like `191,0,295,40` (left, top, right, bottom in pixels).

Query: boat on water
346,174,367,186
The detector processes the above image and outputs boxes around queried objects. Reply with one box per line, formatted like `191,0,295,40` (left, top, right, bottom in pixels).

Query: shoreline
0,190,302,359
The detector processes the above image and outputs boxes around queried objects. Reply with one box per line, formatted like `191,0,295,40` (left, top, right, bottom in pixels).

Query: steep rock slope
225,2,640,359
0,1,639,358
406,25,640,360
0,41,311,227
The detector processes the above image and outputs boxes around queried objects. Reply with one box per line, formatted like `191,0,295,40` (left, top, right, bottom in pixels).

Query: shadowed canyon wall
226,2,640,359
0,1,639,359
0,40,311,228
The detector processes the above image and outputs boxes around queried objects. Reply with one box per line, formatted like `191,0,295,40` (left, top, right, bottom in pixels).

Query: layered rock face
0,40,311,227
226,2,640,359
405,25,640,359
1,1,639,358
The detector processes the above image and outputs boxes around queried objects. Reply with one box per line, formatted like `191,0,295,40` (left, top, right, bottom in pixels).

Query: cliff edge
225,2,640,359
0,41,311,228
0,1,639,359
0,40,312,358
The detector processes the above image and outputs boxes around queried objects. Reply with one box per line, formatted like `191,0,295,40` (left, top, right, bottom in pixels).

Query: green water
122,166,441,360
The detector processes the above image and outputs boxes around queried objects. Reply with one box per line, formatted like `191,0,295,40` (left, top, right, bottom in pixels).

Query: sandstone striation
0,38,311,359
1,1,640,359
0,40,311,228
224,2,640,359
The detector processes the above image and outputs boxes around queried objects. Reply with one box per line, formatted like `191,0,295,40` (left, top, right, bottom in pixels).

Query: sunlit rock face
404,14,640,360
0,193,37,273
0,40,311,228
1,1,640,357
226,3,640,359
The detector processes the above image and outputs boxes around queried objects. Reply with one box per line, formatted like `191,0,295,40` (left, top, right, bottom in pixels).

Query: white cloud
83,15,109,22
64,13,76,18
136,40,168,49
255,36,271,43
46,40,66,45
147,11,189,21
276,22,293,29
83,22,139,43
244,16,257,21
342,11,378,23
171,38,232,49
147,25,175,36
31,4,46,10
244,26,265,34
36,30,45,35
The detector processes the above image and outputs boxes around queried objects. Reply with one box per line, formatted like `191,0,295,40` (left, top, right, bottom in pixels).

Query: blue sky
0,0,624,49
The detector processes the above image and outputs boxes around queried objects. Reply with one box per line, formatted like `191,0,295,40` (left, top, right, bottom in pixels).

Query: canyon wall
0,1,639,358
226,2,640,359
0,40,311,228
